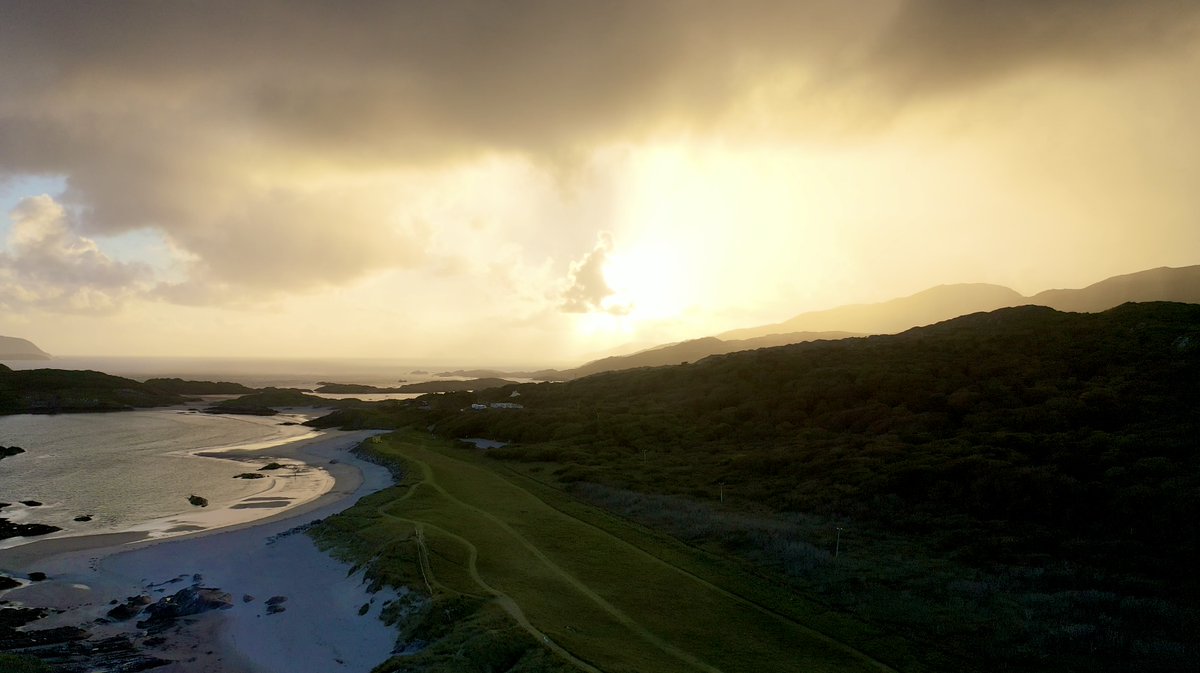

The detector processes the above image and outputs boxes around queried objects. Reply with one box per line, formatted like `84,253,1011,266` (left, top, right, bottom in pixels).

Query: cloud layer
2,1,1198,322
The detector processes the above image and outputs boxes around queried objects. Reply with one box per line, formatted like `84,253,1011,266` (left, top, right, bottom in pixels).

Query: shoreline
0,427,402,673
0,421,344,564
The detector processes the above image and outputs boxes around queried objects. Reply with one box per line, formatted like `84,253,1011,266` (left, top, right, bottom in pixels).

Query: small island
144,378,258,395
394,377,517,393
313,382,406,394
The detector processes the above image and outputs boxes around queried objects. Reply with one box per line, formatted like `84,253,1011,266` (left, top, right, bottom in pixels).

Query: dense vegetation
143,377,257,395
204,387,362,415
396,378,518,393
0,368,183,414
312,434,897,673
313,302,1200,672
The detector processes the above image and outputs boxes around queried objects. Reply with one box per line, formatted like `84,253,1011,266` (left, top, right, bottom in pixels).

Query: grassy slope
316,431,925,673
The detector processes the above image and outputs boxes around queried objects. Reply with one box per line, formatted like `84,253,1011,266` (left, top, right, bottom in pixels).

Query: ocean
0,409,323,549
0,355,521,389
0,355,537,549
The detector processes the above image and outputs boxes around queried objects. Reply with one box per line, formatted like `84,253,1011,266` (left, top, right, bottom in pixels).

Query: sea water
0,409,321,548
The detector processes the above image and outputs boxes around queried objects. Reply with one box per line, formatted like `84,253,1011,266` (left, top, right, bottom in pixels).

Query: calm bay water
0,409,320,548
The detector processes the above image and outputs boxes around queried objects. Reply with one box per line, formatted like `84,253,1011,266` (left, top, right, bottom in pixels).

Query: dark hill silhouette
0,336,51,360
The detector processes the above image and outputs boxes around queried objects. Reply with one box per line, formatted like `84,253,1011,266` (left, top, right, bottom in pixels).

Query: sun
606,238,690,318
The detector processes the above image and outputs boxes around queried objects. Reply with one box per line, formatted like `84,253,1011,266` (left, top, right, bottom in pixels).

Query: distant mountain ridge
0,336,51,360
525,331,860,381
719,265,1200,341
1030,265,1200,312
526,264,1200,381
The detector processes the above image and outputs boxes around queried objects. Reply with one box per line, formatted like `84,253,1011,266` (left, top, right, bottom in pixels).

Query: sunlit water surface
0,410,320,548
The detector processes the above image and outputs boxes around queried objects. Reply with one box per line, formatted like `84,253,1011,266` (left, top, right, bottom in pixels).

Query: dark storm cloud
1,1,1196,302
870,0,1200,95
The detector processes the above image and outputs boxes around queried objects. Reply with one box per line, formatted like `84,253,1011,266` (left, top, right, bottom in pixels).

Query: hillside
315,302,1200,672
0,368,183,413
143,378,257,395
528,331,861,381
0,336,51,361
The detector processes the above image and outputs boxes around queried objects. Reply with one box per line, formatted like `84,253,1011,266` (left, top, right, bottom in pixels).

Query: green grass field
316,431,908,673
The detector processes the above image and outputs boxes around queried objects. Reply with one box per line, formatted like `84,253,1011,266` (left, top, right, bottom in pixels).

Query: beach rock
233,472,266,479
187,495,208,507
74,515,93,522
0,519,61,540
258,462,285,471
105,603,140,621
136,587,233,632
28,572,47,582
0,446,24,460
265,595,287,606
266,604,286,615
242,594,255,603
0,606,46,628
0,625,88,650
0,576,20,591
105,595,152,621
19,500,42,507
36,634,173,672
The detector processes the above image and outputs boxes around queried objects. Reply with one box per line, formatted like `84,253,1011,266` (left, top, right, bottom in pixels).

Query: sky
1,1,1199,365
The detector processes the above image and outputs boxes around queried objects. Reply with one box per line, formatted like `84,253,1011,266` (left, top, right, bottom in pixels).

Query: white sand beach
0,428,404,673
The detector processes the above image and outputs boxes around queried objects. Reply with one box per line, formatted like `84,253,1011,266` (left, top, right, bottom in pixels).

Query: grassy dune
313,431,909,673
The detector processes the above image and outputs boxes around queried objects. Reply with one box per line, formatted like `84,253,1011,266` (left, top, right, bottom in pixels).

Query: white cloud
0,195,152,313
560,232,630,315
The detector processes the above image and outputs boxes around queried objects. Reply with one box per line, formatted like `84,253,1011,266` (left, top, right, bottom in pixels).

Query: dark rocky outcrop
0,520,61,541
233,473,266,479
105,595,152,622
135,587,233,632
0,446,24,460
19,501,41,507
187,495,208,507
73,515,92,522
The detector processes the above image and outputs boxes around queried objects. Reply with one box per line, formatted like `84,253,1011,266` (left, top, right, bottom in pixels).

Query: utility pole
835,526,844,560
719,482,725,503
